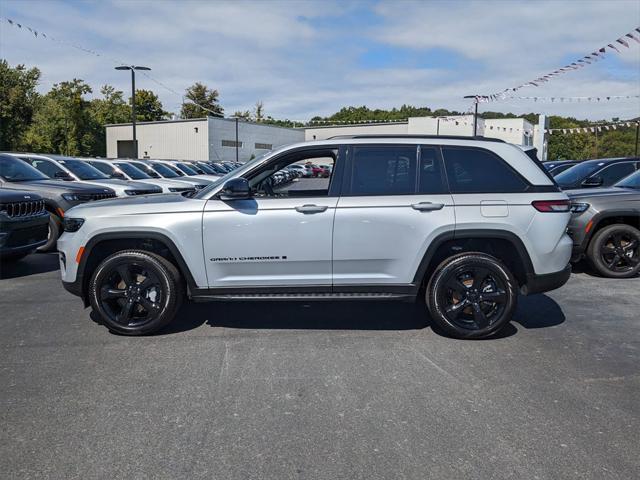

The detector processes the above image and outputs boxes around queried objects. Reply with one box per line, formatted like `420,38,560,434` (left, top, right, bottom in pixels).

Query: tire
587,224,640,278
88,250,184,335
426,253,518,339
37,214,61,252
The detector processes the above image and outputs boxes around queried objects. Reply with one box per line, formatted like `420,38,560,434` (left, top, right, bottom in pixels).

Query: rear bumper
521,264,572,296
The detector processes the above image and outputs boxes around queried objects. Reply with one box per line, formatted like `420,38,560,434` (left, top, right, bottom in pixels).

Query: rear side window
25,158,66,178
350,145,417,195
442,147,528,193
597,162,636,186
418,146,448,194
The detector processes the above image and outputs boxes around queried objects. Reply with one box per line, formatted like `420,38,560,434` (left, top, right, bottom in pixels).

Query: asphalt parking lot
1,254,638,479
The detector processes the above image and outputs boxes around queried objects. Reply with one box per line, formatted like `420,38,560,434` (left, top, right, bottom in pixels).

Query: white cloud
1,0,638,121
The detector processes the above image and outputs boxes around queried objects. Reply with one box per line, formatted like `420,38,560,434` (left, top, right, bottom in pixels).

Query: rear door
332,144,455,287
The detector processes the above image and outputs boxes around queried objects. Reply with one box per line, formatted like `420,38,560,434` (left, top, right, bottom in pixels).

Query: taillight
531,200,571,212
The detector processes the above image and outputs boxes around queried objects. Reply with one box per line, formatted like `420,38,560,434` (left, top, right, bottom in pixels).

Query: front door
202,147,341,289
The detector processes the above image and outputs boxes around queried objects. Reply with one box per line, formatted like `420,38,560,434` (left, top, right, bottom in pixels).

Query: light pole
463,95,480,136
115,65,151,158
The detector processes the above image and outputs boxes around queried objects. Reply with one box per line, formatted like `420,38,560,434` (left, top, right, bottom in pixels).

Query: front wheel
37,214,61,252
587,224,640,278
88,250,184,335
426,253,518,339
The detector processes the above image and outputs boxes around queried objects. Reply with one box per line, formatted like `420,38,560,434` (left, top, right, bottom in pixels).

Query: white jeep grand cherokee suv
58,136,572,339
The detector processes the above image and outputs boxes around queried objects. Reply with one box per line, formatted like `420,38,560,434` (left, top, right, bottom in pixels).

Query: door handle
411,202,445,212
295,204,328,214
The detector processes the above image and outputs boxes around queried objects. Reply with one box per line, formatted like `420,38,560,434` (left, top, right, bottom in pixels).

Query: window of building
442,147,528,193
255,143,272,150
349,145,417,196
222,140,242,148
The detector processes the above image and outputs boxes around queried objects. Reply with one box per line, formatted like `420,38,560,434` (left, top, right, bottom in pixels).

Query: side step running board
192,292,413,302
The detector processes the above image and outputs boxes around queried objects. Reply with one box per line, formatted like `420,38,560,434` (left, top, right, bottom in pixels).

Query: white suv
58,136,572,339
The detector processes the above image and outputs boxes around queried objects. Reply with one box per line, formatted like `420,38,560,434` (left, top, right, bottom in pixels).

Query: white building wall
484,118,534,146
106,119,208,160
304,122,408,141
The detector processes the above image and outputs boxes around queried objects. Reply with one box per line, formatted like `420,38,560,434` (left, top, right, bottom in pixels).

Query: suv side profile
58,136,572,339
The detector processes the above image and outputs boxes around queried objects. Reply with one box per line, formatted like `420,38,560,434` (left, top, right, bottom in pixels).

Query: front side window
176,163,199,176
89,162,116,176
24,158,67,178
115,162,151,180
596,162,636,186
248,149,338,198
150,162,180,178
349,145,417,196
59,159,109,180
442,147,527,193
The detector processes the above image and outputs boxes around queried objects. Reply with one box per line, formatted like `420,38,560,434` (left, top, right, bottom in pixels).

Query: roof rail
326,134,506,143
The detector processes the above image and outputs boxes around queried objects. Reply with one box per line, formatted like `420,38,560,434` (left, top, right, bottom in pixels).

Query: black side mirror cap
219,178,251,200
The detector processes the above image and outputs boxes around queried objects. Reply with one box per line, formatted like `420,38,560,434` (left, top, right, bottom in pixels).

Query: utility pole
115,65,151,158
635,123,639,157
235,117,239,162
463,95,480,136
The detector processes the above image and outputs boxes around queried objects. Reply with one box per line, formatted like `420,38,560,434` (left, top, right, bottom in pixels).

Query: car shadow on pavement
159,293,565,338
0,253,60,280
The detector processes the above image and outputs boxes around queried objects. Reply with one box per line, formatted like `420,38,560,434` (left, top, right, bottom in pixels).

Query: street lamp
115,65,151,158
463,95,480,137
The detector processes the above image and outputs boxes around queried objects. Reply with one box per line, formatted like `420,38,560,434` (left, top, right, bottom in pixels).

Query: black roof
326,134,505,143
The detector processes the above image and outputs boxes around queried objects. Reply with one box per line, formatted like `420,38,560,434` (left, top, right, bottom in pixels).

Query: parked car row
0,153,245,261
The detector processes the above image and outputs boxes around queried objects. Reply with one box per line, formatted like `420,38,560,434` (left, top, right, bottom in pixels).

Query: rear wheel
37,214,61,252
587,224,640,278
88,250,184,335
426,253,518,339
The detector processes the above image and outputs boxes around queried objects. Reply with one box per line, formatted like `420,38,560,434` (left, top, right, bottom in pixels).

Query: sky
1,0,639,121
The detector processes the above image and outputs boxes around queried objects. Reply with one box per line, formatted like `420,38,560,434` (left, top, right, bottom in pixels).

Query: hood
2,179,114,194
66,191,205,216
147,178,195,189
565,187,640,199
0,188,43,202
87,178,160,189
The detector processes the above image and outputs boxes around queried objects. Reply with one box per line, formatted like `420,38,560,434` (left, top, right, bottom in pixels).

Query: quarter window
350,145,417,195
418,147,448,194
442,147,527,193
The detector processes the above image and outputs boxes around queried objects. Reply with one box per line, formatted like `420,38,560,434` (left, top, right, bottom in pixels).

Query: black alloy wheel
427,253,517,339
588,224,640,278
89,250,183,335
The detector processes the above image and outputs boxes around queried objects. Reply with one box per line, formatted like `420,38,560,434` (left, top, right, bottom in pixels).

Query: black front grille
0,200,46,218
126,189,161,196
87,192,117,201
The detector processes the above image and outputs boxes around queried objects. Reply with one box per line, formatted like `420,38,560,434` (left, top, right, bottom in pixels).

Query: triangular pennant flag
617,38,629,48
608,43,620,52
627,33,640,44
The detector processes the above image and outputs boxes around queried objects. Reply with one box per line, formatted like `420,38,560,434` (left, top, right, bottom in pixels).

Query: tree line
1,60,637,159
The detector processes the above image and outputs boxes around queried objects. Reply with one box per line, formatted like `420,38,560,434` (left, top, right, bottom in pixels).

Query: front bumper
0,213,49,257
521,263,572,296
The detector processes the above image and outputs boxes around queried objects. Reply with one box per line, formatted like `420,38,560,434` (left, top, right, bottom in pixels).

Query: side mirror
219,178,251,200
582,175,603,187
54,171,73,180
111,172,126,179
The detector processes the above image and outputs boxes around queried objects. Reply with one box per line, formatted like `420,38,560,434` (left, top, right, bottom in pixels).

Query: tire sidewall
587,224,640,278
37,214,61,252
426,253,518,339
89,251,179,335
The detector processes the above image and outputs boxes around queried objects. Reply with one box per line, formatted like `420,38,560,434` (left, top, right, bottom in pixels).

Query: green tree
0,60,41,150
89,85,131,155
132,89,168,122
22,79,98,156
181,82,223,119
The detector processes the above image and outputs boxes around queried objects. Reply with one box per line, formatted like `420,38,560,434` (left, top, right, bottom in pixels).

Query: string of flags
491,95,640,103
1,16,223,118
474,26,640,103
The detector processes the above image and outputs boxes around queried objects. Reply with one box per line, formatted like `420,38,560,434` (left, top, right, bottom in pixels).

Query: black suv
0,154,116,251
555,157,640,189
0,189,49,261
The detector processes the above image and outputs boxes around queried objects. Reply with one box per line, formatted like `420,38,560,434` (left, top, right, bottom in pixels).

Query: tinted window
597,162,636,186
418,147,447,194
150,162,180,178
615,170,640,189
26,158,66,178
59,159,109,180
555,161,602,186
89,162,116,176
176,163,199,175
350,145,417,195
442,147,527,193
115,162,151,180
0,155,48,181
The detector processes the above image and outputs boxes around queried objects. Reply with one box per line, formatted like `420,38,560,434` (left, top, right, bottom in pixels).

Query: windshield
176,163,199,175
130,162,161,178
555,161,602,186
149,162,179,178
194,151,272,199
614,170,640,189
196,162,217,175
0,155,49,181
115,162,151,180
60,159,109,180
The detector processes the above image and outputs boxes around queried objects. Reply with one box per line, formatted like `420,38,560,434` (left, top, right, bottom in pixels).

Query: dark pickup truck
0,189,49,261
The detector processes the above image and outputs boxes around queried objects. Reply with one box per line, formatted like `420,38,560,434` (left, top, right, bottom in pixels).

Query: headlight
62,193,81,201
63,217,85,232
570,203,590,213
194,184,206,190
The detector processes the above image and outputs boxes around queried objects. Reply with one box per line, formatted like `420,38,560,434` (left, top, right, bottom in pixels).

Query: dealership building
106,114,546,162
